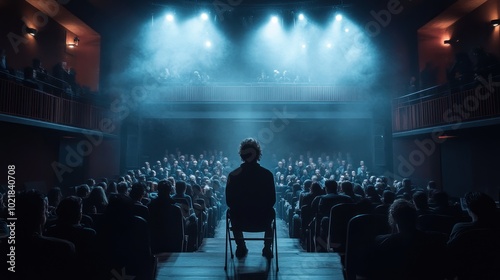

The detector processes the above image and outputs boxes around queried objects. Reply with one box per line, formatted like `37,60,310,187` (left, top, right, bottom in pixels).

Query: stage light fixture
298,13,305,21
271,16,279,24
201,12,209,21
335,14,343,21
205,40,212,48
492,19,500,27
67,37,80,48
166,14,175,22
26,27,37,37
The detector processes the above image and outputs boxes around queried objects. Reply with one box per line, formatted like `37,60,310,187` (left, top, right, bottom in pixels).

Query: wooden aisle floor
155,216,345,279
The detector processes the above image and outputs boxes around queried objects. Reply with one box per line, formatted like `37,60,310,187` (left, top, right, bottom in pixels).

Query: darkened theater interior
1,0,500,279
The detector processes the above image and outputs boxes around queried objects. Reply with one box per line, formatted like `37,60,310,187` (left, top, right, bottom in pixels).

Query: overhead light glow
201,13,209,21
271,16,279,24
326,43,332,48
344,28,349,33
205,40,212,48
335,14,343,21
166,14,174,22
298,13,305,21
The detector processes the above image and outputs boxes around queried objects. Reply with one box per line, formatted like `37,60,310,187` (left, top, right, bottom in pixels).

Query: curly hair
239,137,262,163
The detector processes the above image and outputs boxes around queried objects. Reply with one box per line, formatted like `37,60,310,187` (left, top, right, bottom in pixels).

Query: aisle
154,215,345,279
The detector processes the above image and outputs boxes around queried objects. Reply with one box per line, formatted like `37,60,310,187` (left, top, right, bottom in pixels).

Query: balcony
142,84,367,103
0,76,110,132
392,77,500,134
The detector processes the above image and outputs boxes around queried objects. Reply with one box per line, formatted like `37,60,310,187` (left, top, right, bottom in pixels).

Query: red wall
0,1,100,91
418,0,500,87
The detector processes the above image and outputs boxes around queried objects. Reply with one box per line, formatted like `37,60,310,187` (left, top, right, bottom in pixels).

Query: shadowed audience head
341,181,354,195
56,196,83,225
130,183,147,201
17,189,47,234
389,199,417,233
47,187,63,208
464,191,497,220
433,191,450,207
382,190,396,205
303,180,312,191
157,179,173,198
310,181,323,195
402,178,412,191
412,191,429,210
324,179,338,194
175,180,187,195
117,182,129,195
76,184,90,198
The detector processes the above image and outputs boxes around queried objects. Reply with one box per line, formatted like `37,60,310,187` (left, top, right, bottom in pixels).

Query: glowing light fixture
326,43,332,48
335,14,343,21
201,12,209,21
298,13,305,21
67,37,80,48
26,27,37,37
344,28,349,33
271,16,279,24
443,39,452,45
166,14,174,22
205,40,212,48
301,44,306,49
492,19,500,27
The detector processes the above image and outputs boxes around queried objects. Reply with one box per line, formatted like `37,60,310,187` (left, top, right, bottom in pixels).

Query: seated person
172,180,194,214
430,191,463,217
226,138,276,259
45,196,97,279
23,66,43,90
96,193,154,279
0,190,76,279
130,183,150,221
448,191,499,243
367,199,447,280
317,180,354,251
447,191,500,279
148,180,185,253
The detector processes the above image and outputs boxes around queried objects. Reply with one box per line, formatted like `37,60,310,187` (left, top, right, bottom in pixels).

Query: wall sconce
67,37,80,48
492,19,500,27
443,39,452,45
26,27,37,37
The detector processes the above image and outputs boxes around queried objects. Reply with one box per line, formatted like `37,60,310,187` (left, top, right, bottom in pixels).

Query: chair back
344,214,390,280
416,214,470,236
448,228,500,279
173,197,192,218
150,204,185,253
327,203,357,252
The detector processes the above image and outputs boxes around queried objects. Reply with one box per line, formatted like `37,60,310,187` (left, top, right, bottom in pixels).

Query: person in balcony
23,67,43,91
0,49,8,74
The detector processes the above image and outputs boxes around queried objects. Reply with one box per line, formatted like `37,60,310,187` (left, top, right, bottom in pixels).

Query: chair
325,203,357,253
224,208,279,272
448,228,500,279
416,214,470,236
150,204,185,253
300,205,313,250
344,214,391,280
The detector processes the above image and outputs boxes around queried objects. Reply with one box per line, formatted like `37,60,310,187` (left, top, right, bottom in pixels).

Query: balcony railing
393,79,500,132
0,77,109,131
144,84,366,103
